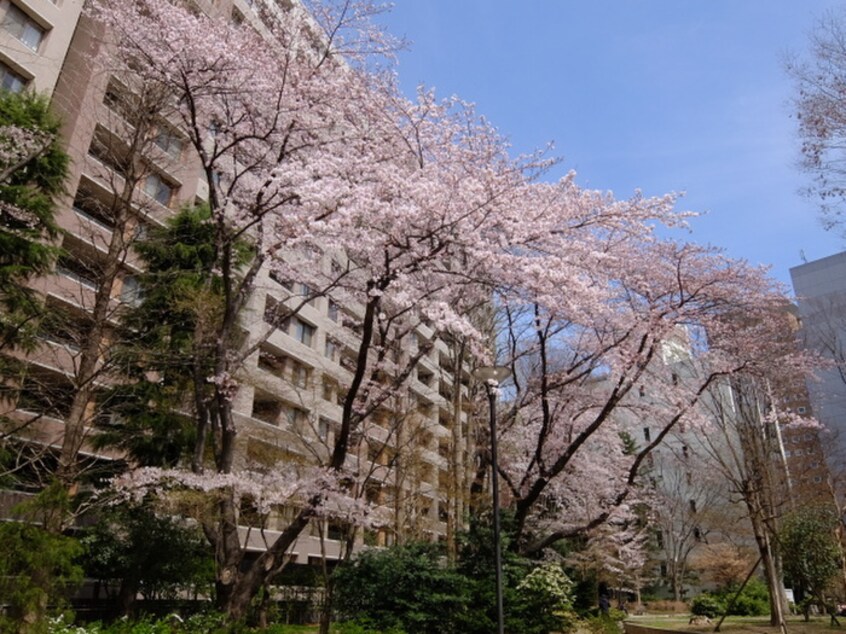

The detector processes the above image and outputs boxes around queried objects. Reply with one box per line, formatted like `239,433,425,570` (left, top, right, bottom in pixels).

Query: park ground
629,615,845,634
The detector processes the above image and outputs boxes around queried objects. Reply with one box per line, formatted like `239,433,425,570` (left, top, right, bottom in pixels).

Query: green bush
584,613,626,634
512,563,577,634
0,521,83,633
333,543,466,634
691,579,770,619
690,594,724,618
724,579,769,616
80,503,213,614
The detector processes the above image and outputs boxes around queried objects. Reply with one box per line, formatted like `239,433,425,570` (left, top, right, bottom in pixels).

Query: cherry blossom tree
789,8,846,234
489,233,800,553
85,0,549,617
78,0,817,621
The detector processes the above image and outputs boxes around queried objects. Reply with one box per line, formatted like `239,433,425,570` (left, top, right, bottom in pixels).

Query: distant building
791,251,846,499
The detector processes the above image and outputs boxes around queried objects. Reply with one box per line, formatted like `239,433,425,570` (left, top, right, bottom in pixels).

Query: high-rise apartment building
0,0,473,569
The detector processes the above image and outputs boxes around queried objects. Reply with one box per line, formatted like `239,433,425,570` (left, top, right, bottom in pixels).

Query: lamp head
473,366,510,384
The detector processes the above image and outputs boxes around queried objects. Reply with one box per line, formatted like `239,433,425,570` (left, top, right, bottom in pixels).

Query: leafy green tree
0,91,68,486
781,505,843,623
455,514,576,634
0,519,83,634
81,502,214,615
94,205,250,467
0,90,67,352
332,543,468,634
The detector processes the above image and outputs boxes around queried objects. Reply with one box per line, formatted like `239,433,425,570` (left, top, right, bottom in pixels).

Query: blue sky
376,1,845,290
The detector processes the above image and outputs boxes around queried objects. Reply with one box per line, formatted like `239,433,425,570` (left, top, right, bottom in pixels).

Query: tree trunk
756,525,786,630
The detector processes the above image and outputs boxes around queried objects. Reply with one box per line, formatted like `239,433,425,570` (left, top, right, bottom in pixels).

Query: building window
3,4,45,51
318,417,331,441
681,445,689,459
269,270,293,290
143,173,173,207
293,318,315,346
120,275,143,307
154,128,184,158
291,360,309,388
322,377,334,401
0,60,26,93
324,338,339,361
73,187,114,231
283,404,307,428
327,300,339,322
56,253,98,291
252,397,283,426
643,427,651,442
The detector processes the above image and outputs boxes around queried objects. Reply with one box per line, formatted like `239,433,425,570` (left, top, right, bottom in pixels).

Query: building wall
791,251,846,493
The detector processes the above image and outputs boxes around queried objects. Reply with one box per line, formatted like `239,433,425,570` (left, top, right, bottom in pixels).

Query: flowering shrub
514,563,577,634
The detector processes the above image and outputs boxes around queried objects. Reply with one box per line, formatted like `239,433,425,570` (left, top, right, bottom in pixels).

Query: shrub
512,563,577,634
0,521,83,632
332,543,466,634
690,594,724,619
80,503,213,615
723,579,769,616
584,612,627,634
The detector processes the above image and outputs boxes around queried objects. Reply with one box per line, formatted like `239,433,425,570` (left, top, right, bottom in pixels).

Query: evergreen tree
95,205,252,467
0,91,67,352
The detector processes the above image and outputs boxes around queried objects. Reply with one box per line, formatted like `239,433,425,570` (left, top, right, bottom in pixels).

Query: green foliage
570,571,599,616
781,505,842,600
690,594,723,618
690,578,770,619
728,578,769,616
0,90,67,353
454,512,526,633
584,612,626,634
94,205,252,466
80,503,214,607
618,431,638,455
333,517,578,634
332,542,466,634
330,620,406,634
513,562,577,634
46,614,325,634
0,521,83,633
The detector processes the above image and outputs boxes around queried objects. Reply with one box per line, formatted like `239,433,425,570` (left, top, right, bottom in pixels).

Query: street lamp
473,365,510,634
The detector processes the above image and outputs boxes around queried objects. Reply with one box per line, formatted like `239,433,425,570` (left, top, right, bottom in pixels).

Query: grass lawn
627,615,843,634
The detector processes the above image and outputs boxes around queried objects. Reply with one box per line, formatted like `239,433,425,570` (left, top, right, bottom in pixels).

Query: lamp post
473,365,510,634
